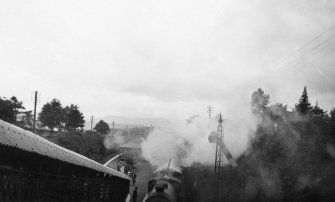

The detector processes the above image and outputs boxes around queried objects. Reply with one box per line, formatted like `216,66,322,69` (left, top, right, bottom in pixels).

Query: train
143,163,184,202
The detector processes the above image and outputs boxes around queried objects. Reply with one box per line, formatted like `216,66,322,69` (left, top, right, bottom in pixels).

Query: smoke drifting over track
141,109,258,168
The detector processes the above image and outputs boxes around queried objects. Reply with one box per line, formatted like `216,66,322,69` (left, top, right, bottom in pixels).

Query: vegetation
94,120,110,135
0,96,25,123
251,88,269,113
64,104,85,131
311,101,328,119
123,127,152,142
295,86,312,114
39,99,85,132
38,99,64,133
56,131,107,162
185,86,335,202
53,129,141,165
330,108,335,122
0,95,142,167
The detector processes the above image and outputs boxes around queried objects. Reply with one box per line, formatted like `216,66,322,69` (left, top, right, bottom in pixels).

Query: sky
1,0,335,122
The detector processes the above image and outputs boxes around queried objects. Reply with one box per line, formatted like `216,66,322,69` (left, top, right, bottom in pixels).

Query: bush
56,131,106,161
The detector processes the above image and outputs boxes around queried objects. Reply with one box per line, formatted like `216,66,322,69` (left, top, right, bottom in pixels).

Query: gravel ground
130,158,154,202
105,154,154,202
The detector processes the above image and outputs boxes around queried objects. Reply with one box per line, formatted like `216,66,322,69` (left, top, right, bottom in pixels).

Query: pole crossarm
217,139,237,167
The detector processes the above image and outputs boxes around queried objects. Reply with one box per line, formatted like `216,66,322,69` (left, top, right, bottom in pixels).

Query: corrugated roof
0,119,130,180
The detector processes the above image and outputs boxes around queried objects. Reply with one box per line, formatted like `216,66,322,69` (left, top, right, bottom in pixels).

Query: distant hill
85,115,172,130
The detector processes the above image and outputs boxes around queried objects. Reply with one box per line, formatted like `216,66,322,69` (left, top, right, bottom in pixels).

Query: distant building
15,110,33,129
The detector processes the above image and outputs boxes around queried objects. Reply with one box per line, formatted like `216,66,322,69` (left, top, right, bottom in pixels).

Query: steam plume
141,109,258,168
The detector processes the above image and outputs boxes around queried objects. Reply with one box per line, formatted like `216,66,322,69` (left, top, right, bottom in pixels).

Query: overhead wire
274,24,335,65
259,35,335,82
279,43,335,77
254,34,335,85
248,23,335,87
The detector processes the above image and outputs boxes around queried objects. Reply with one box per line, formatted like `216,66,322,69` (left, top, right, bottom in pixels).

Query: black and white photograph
1,0,335,201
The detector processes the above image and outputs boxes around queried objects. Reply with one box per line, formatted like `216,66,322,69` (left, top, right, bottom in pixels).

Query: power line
270,24,335,71
250,24,335,86
254,35,335,85
276,24,335,66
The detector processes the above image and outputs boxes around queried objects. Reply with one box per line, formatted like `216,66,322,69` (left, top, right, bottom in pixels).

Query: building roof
0,119,130,180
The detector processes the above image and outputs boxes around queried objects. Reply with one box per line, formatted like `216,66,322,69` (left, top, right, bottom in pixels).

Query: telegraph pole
214,113,224,178
213,113,224,201
90,116,94,132
33,91,38,133
208,113,237,202
208,106,213,119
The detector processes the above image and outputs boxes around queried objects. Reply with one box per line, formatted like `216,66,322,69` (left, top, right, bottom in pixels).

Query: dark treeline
0,95,150,165
184,86,335,202
0,96,108,162
0,96,86,133
0,96,25,124
38,98,85,133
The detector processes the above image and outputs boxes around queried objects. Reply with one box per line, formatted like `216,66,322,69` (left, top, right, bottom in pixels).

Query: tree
295,86,312,114
38,99,63,132
330,108,335,122
64,104,85,131
330,108,335,141
311,101,327,119
94,120,110,135
268,103,288,121
251,88,270,113
10,96,25,114
0,96,25,123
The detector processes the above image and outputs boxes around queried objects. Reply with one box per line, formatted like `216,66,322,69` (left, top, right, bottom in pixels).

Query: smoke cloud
141,107,258,168
103,130,126,149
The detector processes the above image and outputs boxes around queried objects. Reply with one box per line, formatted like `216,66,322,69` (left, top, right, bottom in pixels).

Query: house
15,110,33,129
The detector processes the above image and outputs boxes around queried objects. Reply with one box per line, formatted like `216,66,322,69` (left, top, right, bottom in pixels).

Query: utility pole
208,106,213,119
33,91,38,133
90,116,94,132
208,113,237,202
211,113,224,202
112,121,115,133
214,113,224,179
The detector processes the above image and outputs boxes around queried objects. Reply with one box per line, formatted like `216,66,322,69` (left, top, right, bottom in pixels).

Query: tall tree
330,108,335,141
295,86,312,114
10,96,25,114
94,120,110,135
251,88,270,113
38,99,63,132
311,101,327,119
0,96,25,123
330,108,335,122
64,104,85,131
268,103,288,121
61,106,70,129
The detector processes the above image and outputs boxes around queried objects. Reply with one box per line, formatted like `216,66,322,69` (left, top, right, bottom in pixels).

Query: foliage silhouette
38,98,63,133
94,120,110,135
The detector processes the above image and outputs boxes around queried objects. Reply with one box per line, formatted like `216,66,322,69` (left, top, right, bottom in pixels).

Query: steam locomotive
143,165,184,202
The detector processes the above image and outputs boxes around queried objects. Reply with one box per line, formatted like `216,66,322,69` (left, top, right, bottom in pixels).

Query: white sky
1,0,335,122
